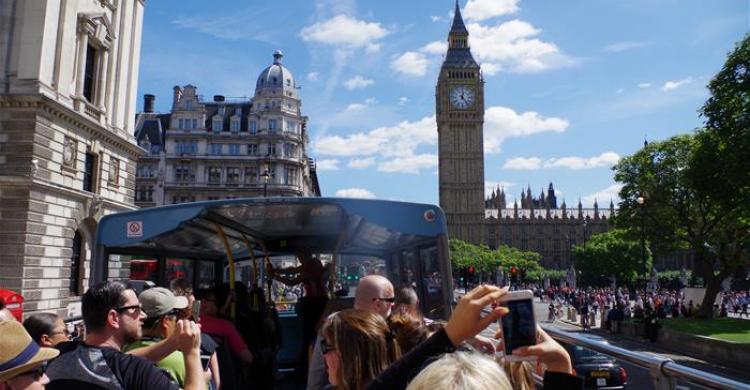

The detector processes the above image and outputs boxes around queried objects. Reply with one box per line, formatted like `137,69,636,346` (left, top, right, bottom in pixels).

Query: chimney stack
143,94,155,113
213,95,225,102
172,85,182,109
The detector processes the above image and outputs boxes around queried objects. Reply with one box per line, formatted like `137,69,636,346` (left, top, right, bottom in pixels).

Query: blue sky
136,0,748,206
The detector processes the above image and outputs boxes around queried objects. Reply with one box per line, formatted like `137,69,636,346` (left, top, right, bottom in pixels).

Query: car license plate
591,371,610,378
597,378,607,386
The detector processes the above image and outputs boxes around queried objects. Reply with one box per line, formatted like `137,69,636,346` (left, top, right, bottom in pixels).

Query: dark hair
23,312,60,343
82,281,131,332
387,307,429,353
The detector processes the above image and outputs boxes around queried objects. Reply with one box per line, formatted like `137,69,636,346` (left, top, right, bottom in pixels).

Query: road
459,290,749,389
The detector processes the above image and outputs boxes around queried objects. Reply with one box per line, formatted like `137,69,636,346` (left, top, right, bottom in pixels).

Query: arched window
70,230,84,295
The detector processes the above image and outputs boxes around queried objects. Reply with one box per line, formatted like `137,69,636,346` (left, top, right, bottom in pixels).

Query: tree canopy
449,239,544,279
572,229,652,287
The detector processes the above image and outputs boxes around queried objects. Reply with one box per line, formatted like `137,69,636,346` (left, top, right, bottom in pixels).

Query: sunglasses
320,339,336,354
372,297,396,303
115,304,143,315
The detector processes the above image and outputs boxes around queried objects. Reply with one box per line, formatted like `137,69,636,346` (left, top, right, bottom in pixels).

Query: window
83,44,98,102
230,119,240,133
83,152,97,192
283,143,297,158
109,157,119,185
226,167,240,185
207,196,219,201
192,119,198,129
228,144,240,156
146,185,154,201
267,143,276,156
268,119,277,132
175,164,195,183
218,106,226,116
210,143,222,155
208,167,221,184
70,231,84,295
177,141,197,155
244,166,258,184
249,121,257,134
284,166,298,186
178,119,184,129
137,165,153,178
248,143,258,156
212,118,222,132
186,100,193,110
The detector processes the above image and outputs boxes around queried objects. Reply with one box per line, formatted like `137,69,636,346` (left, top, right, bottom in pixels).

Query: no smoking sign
126,221,143,238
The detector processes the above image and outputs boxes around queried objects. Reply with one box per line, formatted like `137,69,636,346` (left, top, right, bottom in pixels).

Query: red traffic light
510,266,517,274
468,266,475,274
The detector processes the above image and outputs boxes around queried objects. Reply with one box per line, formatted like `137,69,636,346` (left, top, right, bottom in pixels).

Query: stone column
75,33,89,97
97,49,109,110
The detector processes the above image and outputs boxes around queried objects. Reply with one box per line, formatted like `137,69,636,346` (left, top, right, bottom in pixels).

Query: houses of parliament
436,2,691,271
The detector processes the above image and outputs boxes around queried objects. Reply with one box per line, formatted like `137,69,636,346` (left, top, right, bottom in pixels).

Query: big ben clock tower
437,0,485,245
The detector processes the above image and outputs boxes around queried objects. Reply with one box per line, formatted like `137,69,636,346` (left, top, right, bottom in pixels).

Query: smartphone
499,289,537,361
191,300,201,322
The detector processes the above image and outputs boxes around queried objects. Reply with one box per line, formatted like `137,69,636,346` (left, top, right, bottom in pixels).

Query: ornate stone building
0,0,146,317
133,51,320,206
437,2,486,245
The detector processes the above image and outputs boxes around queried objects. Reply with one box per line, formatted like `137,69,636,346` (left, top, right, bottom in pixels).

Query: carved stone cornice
0,95,146,160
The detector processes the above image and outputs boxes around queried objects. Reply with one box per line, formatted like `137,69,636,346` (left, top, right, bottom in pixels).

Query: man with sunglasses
124,288,192,387
45,281,205,390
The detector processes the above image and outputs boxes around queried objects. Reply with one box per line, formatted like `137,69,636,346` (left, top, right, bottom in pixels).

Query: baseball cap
139,287,189,319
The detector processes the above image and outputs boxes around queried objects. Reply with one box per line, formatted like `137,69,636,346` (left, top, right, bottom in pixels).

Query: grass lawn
660,317,750,343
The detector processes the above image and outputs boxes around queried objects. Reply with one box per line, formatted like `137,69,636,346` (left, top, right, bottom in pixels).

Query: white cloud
335,188,376,199
364,97,377,105
467,20,577,74
482,63,501,76
300,15,389,50
484,106,569,153
307,72,319,81
544,152,621,170
503,157,542,170
662,77,692,91
344,75,374,90
344,103,366,112
602,41,650,53
464,0,520,22
398,97,409,105
583,184,623,207
420,41,447,55
503,152,621,171
431,15,445,22
638,82,651,88
314,116,437,158
391,51,430,77
348,157,375,169
316,159,340,171
378,154,438,174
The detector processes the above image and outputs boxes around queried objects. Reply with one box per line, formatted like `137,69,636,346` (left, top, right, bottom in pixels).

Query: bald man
306,274,395,390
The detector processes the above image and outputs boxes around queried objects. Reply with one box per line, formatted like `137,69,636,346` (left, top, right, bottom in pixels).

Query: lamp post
637,196,646,290
582,219,589,250
261,166,271,197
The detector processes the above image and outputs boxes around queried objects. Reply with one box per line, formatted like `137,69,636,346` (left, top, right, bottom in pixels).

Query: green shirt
125,337,186,388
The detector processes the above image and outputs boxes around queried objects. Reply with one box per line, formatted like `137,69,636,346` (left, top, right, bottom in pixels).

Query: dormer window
212,117,222,132
230,118,240,133
249,121,257,134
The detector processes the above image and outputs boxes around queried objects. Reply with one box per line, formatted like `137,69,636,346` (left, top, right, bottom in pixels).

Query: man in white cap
0,320,59,390
125,287,192,387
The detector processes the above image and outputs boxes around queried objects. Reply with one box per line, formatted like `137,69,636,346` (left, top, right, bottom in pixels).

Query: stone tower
436,1,485,245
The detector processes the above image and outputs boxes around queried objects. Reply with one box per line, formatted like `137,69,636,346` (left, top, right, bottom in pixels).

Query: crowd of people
1,272,588,390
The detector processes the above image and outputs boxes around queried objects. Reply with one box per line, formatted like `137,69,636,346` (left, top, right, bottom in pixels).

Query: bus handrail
540,325,750,390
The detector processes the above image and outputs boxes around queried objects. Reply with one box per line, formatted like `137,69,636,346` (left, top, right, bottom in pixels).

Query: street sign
127,221,143,238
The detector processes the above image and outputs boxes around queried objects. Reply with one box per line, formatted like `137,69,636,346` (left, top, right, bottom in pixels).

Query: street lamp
582,219,589,250
637,196,646,289
261,166,271,197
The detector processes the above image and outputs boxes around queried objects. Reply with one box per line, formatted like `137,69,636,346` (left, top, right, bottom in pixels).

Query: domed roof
255,50,298,98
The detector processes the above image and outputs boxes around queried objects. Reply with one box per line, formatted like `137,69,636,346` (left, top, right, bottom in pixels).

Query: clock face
450,85,475,109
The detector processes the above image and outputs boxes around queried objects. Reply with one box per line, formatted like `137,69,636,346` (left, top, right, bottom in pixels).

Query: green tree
614,134,746,318
448,239,544,282
572,229,652,287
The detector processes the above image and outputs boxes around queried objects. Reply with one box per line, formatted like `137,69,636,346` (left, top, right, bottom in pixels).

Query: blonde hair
503,360,535,390
406,351,512,390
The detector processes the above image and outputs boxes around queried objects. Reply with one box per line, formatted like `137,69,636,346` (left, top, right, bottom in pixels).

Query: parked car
561,340,628,389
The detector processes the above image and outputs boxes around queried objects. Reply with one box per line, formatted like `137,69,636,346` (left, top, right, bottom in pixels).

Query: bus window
197,261,215,289
334,254,386,297
419,246,444,317
129,258,158,282
166,258,193,285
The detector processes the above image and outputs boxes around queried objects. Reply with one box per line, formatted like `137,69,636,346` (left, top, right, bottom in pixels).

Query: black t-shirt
46,341,180,390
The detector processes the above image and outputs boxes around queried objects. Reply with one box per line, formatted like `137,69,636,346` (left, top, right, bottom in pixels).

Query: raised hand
444,285,509,346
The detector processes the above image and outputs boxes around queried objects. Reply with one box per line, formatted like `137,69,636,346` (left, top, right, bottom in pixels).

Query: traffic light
467,266,476,284
510,266,518,284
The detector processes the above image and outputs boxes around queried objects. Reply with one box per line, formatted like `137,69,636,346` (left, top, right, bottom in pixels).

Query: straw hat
0,320,59,381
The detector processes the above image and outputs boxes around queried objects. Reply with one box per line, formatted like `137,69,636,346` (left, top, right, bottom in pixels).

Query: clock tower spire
436,0,485,245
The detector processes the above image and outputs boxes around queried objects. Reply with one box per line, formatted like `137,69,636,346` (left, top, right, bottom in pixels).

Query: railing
541,325,750,390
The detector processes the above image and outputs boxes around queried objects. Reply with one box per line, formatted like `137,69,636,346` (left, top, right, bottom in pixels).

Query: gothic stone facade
437,3,485,246
134,52,320,207
0,0,145,317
